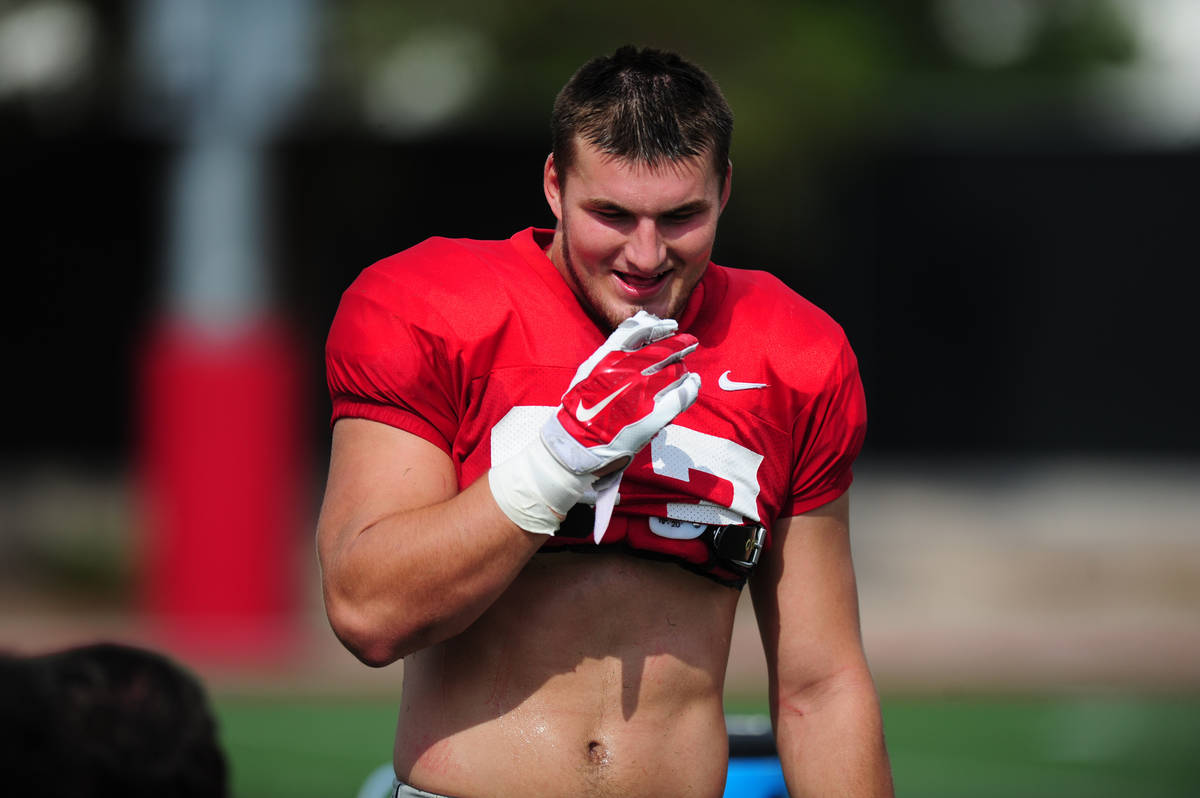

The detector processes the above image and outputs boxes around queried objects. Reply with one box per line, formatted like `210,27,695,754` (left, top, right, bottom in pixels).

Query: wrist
488,436,595,535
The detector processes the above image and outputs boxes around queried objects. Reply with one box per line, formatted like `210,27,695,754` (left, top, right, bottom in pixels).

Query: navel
586,739,611,766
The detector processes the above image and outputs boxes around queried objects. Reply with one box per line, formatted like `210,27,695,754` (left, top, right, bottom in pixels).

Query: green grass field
213,692,1200,797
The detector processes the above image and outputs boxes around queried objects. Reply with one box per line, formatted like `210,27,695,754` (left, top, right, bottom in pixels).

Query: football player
319,45,893,797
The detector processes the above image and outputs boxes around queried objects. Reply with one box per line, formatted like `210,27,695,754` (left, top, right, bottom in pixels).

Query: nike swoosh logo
575,384,631,422
718,370,769,391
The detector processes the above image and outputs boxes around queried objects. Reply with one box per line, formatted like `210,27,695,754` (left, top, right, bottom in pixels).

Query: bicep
316,418,459,566
750,492,868,694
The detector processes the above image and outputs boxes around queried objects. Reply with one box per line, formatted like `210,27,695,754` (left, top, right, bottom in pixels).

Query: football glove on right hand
488,311,701,536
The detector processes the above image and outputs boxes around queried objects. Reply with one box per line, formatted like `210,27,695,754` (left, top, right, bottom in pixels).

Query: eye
661,210,698,224
591,208,629,221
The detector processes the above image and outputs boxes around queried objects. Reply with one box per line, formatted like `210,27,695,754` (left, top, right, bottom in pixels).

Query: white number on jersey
491,406,765,526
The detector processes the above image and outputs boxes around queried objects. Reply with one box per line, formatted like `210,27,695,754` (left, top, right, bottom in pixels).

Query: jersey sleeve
781,335,867,517
325,271,459,457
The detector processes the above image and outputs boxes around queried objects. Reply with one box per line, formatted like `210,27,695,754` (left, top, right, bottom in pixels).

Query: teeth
619,273,663,286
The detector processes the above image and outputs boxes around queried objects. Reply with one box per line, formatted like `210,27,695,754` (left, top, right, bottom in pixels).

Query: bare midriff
393,550,743,798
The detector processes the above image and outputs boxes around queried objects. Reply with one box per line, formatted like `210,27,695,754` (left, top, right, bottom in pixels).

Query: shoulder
345,235,530,308
335,233,552,336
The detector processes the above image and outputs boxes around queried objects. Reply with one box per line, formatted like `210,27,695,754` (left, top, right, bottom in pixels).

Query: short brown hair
551,46,733,184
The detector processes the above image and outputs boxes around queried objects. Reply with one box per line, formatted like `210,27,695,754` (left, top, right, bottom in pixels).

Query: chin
602,299,671,328
639,293,685,322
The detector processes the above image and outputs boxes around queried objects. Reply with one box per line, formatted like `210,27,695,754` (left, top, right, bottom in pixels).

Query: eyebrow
584,198,712,216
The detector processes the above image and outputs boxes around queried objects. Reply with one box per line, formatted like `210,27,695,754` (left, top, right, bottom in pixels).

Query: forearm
319,314,700,667
773,667,894,798
320,477,545,665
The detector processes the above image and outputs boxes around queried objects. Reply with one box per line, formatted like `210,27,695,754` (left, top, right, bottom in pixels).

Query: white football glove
488,311,701,536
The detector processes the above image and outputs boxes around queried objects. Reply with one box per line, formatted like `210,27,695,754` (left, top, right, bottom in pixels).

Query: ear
544,153,564,221
719,160,733,213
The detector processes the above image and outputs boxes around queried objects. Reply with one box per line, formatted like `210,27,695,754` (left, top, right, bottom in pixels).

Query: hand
488,311,701,536
542,311,700,475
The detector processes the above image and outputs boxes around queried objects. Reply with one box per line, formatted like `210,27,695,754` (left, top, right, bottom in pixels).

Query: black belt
559,506,766,572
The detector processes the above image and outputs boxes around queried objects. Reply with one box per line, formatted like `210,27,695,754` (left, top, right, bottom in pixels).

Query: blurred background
1,0,1197,795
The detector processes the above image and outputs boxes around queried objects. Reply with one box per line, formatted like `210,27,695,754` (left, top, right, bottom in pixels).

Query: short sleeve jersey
326,228,866,587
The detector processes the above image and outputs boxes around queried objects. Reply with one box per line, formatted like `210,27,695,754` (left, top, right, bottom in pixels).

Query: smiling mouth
615,271,669,292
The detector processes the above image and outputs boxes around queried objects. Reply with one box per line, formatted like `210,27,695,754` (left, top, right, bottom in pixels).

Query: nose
623,218,665,273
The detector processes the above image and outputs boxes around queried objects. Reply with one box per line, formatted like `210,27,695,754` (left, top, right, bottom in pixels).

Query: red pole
138,318,304,663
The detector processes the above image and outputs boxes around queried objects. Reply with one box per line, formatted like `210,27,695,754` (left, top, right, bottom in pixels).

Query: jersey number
492,406,764,525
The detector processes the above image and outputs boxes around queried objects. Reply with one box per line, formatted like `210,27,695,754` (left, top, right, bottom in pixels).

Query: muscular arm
750,493,894,797
316,418,544,666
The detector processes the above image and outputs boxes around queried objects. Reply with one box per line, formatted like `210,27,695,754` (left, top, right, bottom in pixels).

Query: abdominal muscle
393,550,743,797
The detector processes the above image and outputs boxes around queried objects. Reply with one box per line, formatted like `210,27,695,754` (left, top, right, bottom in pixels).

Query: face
544,139,731,330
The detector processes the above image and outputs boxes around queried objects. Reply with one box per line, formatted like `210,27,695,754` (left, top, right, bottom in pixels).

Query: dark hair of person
12,643,229,798
0,652,78,797
551,45,733,185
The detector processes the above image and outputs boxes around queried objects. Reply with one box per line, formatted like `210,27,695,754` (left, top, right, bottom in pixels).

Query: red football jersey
326,228,866,586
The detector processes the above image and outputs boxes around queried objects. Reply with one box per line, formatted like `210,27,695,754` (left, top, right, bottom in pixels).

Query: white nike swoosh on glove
575,384,631,422
718,370,768,391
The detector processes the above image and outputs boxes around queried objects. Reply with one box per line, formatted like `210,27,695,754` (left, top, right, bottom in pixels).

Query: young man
319,46,893,797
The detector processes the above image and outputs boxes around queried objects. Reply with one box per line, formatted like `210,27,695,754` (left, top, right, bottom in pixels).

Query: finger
651,372,702,421
640,338,699,375
619,335,698,376
614,311,677,350
569,314,678,390
644,316,678,344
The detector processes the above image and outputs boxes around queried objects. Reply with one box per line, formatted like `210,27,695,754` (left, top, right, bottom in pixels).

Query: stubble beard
559,215,695,333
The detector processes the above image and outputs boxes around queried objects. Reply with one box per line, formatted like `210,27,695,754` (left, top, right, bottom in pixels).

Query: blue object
723,756,787,798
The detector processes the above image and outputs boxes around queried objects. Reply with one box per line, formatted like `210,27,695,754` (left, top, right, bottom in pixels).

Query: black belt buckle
710,522,766,570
